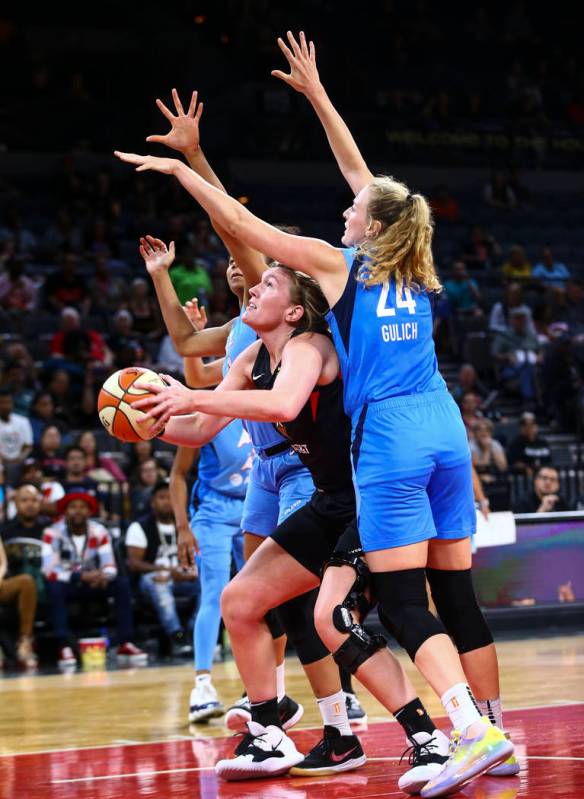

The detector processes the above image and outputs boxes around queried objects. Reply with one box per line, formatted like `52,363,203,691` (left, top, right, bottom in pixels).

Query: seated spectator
0,257,37,311
9,462,64,518
444,261,483,317
76,431,127,483
1,483,50,542
88,253,127,316
532,247,571,289
126,480,198,657
0,538,38,669
42,492,147,670
429,184,460,223
0,387,33,465
43,252,90,314
551,278,584,336
501,245,531,281
130,457,164,516
169,245,213,307
507,412,552,474
0,359,36,416
46,369,75,427
489,282,536,336
127,440,156,481
540,333,582,432
483,171,517,210
451,364,487,404
460,391,484,439
513,466,570,513
42,207,83,256
61,446,104,514
125,278,163,339
470,420,508,478
492,308,541,407
50,307,112,366
107,310,146,369
28,391,60,445
33,425,66,479
461,225,501,271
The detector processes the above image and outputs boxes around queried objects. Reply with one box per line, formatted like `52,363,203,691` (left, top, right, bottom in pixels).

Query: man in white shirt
0,388,33,464
126,480,199,657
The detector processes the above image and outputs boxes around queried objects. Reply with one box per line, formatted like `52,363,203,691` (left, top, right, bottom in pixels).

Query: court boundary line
3,699,583,759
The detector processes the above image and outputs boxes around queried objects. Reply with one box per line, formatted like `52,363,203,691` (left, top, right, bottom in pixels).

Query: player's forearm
193,388,300,423
306,85,373,194
185,147,227,193
160,412,228,447
184,356,224,389
168,471,190,532
150,270,205,355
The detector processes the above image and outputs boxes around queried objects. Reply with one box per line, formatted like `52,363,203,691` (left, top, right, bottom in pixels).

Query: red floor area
2,704,583,799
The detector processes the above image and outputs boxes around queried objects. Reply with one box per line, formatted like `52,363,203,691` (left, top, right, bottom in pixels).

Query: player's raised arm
272,31,374,195
115,153,347,306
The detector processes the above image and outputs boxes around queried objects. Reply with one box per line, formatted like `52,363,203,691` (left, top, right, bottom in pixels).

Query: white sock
317,690,352,737
276,662,286,702
196,673,211,687
477,697,503,729
441,683,482,733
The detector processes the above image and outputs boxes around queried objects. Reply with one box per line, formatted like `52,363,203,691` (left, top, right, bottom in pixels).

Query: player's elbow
272,397,302,423
224,205,248,242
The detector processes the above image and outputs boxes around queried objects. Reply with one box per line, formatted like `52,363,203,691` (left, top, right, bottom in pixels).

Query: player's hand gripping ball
97,367,168,442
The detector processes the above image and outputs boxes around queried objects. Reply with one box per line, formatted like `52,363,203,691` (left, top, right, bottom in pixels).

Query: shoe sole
116,655,148,666
421,740,514,798
189,705,225,723
224,702,304,733
216,752,304,781
347,714,368,725
487,760,521,777
289,754,367,776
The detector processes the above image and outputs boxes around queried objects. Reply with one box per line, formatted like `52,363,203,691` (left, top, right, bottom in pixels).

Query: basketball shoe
420,718,514,798
116,641,148,666
487,733,520,776
189,678,225,723
225,693,303,732
215,720,304,780
398,729,450,795
289,725,366,775
344,692,367,723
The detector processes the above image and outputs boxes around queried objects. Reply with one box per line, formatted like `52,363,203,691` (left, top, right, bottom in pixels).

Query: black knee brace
372,569,446,661
277,588,329,665
265,608,285,640
322,549,373,619
426,568,493,654
331,604,386,674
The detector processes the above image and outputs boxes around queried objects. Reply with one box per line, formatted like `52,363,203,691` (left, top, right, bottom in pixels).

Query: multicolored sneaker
420,718,514,798
487,734,520,776
215,720,304,780
225,694,303,732
289,725,366,775
189,680,225,723
344,692,367,723
398,729,450,795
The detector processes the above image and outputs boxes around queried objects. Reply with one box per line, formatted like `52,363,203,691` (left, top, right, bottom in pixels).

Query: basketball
97,367,167,442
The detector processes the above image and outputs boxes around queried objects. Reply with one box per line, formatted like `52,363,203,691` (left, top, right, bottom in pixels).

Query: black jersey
251,339,353,492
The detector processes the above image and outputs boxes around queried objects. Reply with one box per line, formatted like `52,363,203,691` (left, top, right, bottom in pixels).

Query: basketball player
115,100,514,795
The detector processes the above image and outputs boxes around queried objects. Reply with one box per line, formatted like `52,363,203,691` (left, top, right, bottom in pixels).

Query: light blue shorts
241,450,314,537
351,390,476,552
190,486,245,571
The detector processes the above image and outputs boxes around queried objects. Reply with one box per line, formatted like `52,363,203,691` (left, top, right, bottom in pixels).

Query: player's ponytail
273,264,329,334
357,176,442,293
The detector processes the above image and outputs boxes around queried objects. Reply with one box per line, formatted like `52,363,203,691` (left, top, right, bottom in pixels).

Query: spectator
42,207,83,256
0,257,37,311
77,431,127,483
50,307,112,366
28,391,59,445
501,245,532,281
460,391,484,439
540,333,582,432
429,185,460,223
451,363,487,404
507,412,552,474
126,278,163,339
46,369,75,427
461,225,501,271
61,445,101,502
126,480,198,657
88,253,127,316
483,171,517,209
0,359,36,416
470,419,508,478
127,440,156,480
489,282,537,336
513,466,570,513
551,278,584,336
42,492,147,670
107,310,145,369
1,483,51,540
169,245,213,307
34,425,66,479
532,247,571,289
43,253,90,314
492,308,541,407
0,538,38,669
8,461,65,518
0,387,33,465
130,457,163,516
444,261,483,317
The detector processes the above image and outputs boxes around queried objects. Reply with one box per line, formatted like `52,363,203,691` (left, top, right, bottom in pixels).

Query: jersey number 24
376,279,416,317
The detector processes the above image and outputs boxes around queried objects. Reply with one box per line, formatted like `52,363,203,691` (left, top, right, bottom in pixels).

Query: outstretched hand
114,151,179,174
183,297,208,331
139,236,175,276
146,88,204,156
133,373,200,429
271,31,321,97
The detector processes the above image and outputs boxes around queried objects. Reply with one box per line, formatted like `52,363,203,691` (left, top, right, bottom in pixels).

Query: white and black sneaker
289,725,366,776
189,680,225,723
225,694,304,732
398,730,450,795
215,720,304,780
344,691,367,723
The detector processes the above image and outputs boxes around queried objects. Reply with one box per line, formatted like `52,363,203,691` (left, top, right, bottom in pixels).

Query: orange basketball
97,367,167,442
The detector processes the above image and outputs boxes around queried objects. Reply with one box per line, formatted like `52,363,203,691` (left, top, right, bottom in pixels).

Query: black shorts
271,487,358,576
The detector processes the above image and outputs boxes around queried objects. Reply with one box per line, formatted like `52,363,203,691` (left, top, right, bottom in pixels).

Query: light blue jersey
326,248,445,420
191,419,252,503
224,305,288,451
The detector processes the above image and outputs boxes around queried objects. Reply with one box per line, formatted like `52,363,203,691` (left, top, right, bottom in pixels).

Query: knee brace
426,567,493,654
331,604,386,674
372,569,446,661
322,549,373,619
265,608,285,640
277,589,329,665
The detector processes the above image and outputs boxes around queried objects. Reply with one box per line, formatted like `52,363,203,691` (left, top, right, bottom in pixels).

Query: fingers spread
156,97,176,122
271,70,292,84
146,134,166,143
287,30,302,57
172,87,185,116
276,37,294,63
187,90,198,117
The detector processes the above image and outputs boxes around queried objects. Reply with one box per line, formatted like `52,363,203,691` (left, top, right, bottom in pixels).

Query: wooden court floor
1,633,583,799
